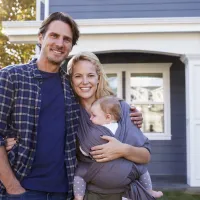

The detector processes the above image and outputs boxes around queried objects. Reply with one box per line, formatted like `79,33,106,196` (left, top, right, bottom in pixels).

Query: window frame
103,64,123,98
103,63,172,140
126,63,172,140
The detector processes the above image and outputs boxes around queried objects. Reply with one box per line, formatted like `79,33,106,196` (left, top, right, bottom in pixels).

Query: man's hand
130,105,143,128
0,146,25,195
90,136,125,162
6,183,26,195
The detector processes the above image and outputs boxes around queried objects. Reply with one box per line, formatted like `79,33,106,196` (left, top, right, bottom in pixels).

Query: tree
0,0,36,68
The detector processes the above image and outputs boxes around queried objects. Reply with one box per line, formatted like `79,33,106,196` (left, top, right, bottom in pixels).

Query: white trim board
71,33,200,59
44,0,49,19
36,0,49,21
181,55,200,186
36,0,41,21
77,17,200,34
3,17,200,43
103,65,123,99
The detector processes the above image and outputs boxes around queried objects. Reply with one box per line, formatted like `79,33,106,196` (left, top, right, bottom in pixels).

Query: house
2,0,200,188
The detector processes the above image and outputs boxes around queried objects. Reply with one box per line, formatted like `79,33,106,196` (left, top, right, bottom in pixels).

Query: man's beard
47,56,65,66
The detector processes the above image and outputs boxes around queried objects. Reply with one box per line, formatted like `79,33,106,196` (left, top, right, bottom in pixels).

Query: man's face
38,20,73,66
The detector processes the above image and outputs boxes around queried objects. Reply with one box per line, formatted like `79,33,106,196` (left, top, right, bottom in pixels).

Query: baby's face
90,104,108,125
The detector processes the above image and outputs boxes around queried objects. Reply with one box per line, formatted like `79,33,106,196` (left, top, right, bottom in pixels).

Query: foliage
0,0,36,68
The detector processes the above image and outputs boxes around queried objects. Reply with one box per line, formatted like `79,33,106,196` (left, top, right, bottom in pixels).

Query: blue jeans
3,190,68,200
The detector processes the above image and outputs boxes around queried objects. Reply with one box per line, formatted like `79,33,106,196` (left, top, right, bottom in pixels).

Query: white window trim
103,63,172,140
36,0,41,21
44,0,49,19
125,63,172,140
36,0,49,21
103,64,123,98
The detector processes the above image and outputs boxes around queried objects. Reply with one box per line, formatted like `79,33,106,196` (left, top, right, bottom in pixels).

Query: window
104,63,171,140
104,65,122,98
130,73,164,133
126,64,171,140
107,73,118,95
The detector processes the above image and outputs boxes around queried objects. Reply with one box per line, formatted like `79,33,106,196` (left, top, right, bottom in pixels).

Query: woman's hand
90,136,125,162
5,138,17,151
90,136,150,164
130,105,143,128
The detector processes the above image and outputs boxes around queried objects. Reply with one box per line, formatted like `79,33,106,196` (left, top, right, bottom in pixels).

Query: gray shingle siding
49,0,200,19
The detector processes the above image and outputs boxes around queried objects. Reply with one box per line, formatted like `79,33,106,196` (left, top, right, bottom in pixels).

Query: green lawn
159,191,200,200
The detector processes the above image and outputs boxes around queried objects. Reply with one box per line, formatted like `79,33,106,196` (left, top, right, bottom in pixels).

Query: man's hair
38,12,80,47
93,96,121,121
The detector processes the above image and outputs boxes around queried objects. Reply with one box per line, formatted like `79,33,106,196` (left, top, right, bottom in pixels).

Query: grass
159,191,200,200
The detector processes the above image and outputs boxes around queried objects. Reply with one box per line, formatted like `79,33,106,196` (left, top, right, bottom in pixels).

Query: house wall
49,0,200,19
96,52,187,176
150,61,186,176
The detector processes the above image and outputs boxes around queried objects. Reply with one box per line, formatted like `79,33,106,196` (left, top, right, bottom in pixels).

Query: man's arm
0,146,25,194
130,105,143,128
0,69,25,194
90,136,150,164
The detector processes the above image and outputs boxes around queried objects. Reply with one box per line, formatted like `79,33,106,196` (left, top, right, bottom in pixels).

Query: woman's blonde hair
67,52,115,99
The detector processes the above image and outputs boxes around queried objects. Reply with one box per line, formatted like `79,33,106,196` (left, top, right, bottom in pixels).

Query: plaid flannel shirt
0,59,80,199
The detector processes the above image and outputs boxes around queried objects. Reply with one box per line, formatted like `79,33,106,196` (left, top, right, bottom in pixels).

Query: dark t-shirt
21,71,68,192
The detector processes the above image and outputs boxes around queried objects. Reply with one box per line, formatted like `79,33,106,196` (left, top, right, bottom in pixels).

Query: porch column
181,54,200,187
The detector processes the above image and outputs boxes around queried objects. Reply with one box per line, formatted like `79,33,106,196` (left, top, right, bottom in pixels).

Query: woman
6,52,151,200
67,52,153,200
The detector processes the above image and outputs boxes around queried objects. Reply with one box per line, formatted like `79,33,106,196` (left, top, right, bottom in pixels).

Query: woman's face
71,60,99,103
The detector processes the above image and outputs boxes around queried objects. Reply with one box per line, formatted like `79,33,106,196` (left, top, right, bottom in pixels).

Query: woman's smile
72,60,99,102
80,87,91,92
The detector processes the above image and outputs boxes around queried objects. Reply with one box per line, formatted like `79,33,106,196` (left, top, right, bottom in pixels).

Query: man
0,12,80,200
0,12,144,200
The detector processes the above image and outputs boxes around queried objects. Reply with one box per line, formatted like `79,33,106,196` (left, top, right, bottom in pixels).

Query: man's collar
29,58,68,79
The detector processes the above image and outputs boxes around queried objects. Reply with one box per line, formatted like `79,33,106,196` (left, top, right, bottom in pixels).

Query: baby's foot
74,196,84,200
148,190,163,198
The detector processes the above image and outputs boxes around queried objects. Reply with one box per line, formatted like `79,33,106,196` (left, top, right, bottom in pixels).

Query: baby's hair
93,96,121,121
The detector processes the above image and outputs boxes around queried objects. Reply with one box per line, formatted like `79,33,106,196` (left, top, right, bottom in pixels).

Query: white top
103,122,118,135
79,122,119,157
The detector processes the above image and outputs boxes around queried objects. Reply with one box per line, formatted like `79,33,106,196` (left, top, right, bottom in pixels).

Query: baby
73,96,163,200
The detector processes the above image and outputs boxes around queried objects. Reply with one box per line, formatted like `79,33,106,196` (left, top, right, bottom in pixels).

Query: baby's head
90,96,121,125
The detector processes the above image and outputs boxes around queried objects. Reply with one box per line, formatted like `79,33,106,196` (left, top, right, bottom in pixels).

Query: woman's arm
122,142,150,164
90,135,150,164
